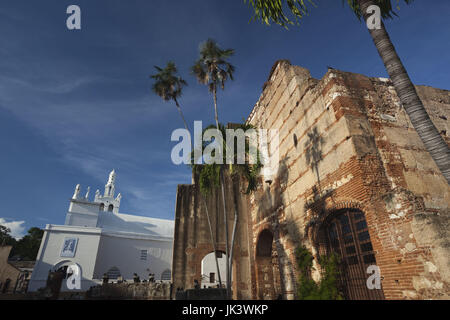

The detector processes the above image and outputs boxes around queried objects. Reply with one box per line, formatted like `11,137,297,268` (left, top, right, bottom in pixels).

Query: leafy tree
191,39,236,298
151,60,225,287
295,245,343,300
14,227,44,260
243,0,450,184
0,225,16,247
1,225,43,260
190,121,262,299
151,61,189,131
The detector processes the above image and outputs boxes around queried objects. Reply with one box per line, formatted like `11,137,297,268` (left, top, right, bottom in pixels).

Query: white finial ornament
72,184,81,199
85,186,90,200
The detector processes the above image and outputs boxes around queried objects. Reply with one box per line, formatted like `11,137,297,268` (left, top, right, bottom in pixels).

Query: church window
140,250,147,260
108,204,114,212
161,269,171,281
106,267,121,280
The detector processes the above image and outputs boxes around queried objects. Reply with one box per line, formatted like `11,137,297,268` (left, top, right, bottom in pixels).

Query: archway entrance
322,209,385,300
255,229,282,300
200,251,228,288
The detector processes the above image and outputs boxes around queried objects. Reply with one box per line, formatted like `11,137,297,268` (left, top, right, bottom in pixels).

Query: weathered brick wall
247,60,449,300
171,171,254,299
0,246,20,294
172,60,449,300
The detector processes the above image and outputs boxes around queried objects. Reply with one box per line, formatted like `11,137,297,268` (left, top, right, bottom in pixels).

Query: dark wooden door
324,209,384,300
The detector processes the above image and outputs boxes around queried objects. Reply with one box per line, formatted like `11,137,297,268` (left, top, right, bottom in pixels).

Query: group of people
101,272,157,284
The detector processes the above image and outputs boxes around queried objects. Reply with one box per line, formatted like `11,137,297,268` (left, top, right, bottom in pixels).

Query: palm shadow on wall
302,127,336,254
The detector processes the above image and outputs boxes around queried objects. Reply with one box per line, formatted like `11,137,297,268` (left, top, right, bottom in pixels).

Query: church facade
29,170,174,292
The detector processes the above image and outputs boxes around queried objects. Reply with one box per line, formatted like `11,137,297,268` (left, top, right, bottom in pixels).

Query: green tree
151,60,224,287
14,227,44,260
191,39,236,298
243,0,450,184
151,61,189,131
191,122,262,298
0,225,16,247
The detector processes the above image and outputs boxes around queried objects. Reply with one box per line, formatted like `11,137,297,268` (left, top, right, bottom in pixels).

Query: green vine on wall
295,246,343,300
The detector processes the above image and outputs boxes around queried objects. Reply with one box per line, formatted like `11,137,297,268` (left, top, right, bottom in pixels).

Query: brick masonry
172,60,449,300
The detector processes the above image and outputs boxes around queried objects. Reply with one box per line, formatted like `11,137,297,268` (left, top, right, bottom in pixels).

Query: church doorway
322,209,385,300
255,229,282,300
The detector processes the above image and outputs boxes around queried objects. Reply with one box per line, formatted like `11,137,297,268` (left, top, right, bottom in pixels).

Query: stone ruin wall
247,60,449,300
171,172,254,299
172,60,449,300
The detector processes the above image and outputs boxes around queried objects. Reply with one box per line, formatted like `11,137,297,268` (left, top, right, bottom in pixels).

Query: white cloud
0,218,26,239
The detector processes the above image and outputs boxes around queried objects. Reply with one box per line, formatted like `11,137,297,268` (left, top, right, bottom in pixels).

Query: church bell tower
94,169,121,214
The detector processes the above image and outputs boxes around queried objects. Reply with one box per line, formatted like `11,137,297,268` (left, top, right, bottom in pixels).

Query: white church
28,170,174,292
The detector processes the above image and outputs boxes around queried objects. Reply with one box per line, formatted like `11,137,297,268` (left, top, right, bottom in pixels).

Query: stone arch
161,269,171,281
200,250,228,288
1,279,11,293
106,266,121,280
306,198,366,248
255,228,282,300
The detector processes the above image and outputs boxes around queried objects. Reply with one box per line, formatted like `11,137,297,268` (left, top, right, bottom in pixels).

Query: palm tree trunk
220,167,231,298
228,208,238,292
174,98,190,133
202,195,222,287
359,0,450,184
212,84,231,299
213,85,220,130
174,97,223,288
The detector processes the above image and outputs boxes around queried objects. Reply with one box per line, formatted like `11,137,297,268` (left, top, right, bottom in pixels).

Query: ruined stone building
172,60,449,300
0,245,34,294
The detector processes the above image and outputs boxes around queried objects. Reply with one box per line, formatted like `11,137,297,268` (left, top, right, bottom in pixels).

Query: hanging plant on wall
295,245,343,300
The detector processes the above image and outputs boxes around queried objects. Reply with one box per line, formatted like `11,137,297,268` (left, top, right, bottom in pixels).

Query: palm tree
191,39,236,299
191,123,262,299
150,61,189,132
191,39,235,130
150,61,223,288
243,0,450,184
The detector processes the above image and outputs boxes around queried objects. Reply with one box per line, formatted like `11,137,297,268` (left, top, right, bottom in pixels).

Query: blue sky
0,0,449,238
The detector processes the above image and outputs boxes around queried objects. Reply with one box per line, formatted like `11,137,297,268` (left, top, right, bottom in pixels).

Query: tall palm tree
243,0,450,184
191,39,235,130
191,123,262,299
150,61,189,132
191,41,236,298
151,61,223,288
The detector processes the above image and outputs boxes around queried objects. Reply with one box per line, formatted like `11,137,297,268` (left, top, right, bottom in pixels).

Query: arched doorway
106,266,121,280
321,209,384,300
161,269,172,281
255,229,282,300
200,251,228,288
2,279,11,293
